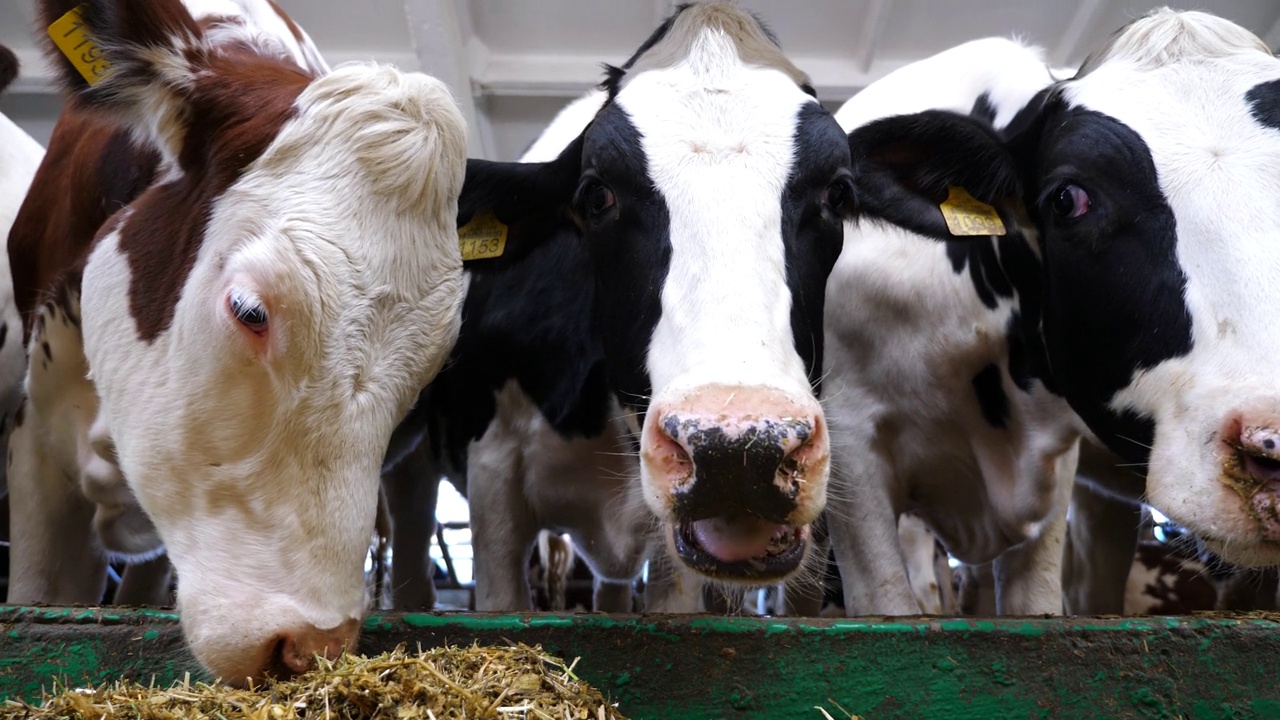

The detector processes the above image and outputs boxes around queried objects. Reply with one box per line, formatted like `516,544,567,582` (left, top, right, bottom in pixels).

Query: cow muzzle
1225,415,1280,542
642,384,828,582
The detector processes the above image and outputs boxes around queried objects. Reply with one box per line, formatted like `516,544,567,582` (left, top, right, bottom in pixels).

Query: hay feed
1,642,629,720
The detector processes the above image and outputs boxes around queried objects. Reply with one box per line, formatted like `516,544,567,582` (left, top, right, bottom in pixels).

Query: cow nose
268,619,361,678
644,385,828,580
658,410,816,521
1236,423,1280,487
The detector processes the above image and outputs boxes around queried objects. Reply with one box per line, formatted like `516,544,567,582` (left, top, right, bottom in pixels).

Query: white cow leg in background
114,554,174,607
826,452,918,615
777,521,830,616
7,300,107,604
383,439,442,611
7,414,105,603
898,514,944,614
1062,479,1142,615
990,446,1078,615
594,580,635,612
469,415,539,611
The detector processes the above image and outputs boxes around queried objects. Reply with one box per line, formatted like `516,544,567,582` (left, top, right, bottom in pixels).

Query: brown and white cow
7,0,468,683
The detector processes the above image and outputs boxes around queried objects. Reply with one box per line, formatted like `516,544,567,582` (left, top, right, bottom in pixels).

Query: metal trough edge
3,606,1279,719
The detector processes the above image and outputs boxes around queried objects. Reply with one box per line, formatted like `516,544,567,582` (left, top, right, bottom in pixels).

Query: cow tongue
692,516,790,562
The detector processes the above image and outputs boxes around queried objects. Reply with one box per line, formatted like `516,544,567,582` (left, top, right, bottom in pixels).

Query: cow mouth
672,516,807,581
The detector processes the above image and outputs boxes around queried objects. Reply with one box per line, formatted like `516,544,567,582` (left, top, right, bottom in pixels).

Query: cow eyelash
229,290,268,333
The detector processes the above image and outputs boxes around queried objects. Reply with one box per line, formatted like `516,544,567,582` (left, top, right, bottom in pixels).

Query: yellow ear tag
48,5,112,86
458,212,508,261
940,186,1006,237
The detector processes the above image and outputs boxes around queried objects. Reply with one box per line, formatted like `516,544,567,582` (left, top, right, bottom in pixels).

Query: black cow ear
847,110,1024,241
457,135,583,265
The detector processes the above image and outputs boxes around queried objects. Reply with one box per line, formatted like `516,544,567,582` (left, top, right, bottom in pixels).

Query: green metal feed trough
2,606,1279,719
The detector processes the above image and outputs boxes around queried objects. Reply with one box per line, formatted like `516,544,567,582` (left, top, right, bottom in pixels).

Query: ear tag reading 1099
48,5,112,86
458,212,508,261
940,186,1006,237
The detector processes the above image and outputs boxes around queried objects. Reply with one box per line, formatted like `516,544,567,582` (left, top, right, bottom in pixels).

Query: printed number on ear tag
458,212,508,261
48,5,113,86
940,186,1006,237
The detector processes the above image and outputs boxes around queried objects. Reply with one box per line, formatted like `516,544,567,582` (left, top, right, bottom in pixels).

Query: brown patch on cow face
118,51,309,343
9,114,159,345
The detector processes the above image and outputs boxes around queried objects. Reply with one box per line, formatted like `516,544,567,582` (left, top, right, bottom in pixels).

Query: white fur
823,37,1083,615
0,111,42,498
1060,12,1280,565
624,29,813,402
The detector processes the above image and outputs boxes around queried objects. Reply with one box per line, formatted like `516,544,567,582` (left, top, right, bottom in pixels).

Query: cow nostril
261,635,302,681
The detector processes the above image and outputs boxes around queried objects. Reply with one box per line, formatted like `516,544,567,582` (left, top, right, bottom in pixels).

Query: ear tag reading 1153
48,5,112,86
458,212,508,261
940,186,1006,237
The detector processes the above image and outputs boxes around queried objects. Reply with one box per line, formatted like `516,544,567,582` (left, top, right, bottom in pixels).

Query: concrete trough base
2,607,1279,719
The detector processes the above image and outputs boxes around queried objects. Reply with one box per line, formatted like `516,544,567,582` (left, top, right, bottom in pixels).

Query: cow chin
639,383,829,583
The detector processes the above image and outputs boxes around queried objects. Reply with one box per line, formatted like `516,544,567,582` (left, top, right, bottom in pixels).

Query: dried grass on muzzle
1,643,629,720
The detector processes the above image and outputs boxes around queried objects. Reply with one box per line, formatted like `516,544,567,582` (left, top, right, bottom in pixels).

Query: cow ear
457,133,583,265
37,0,203,161
847,110,1024,240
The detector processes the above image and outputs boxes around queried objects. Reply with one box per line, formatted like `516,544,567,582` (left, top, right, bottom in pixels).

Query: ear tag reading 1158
48,5,112,86
940,186,1006,237
458,212,508,261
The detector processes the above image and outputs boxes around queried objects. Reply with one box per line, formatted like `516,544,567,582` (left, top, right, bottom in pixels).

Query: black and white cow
424,2,856,588
842,9,1280,578
821,37,1078,615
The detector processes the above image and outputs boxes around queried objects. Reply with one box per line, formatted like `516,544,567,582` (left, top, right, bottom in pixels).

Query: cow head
846,9,1280,567
39,0,467,682
461,3,853,583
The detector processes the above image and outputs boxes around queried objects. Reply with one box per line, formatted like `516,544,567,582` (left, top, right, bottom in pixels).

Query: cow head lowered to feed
12,0,467,683
842,9,1280,568
460,3,853,584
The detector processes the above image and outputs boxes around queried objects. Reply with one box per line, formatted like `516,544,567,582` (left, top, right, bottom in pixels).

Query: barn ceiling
2,0,1278,159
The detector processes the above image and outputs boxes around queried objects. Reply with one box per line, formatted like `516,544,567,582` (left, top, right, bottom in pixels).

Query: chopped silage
1,643,629,720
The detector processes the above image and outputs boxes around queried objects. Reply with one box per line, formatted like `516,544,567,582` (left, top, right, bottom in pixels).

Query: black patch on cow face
969,93,997,125
399,224,612,472
1247,79,1280,131
578,104,671,410
1030,106,1191,463
782,102,854,392
972,363,1009,428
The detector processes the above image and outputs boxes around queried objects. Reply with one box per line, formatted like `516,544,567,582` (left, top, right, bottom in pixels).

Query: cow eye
229,291,267,333
1050,183,1090,219
575,177,617,223
823,177,855,214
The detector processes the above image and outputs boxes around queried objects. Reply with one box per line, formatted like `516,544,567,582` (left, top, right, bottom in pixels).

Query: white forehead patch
615,26,818,396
